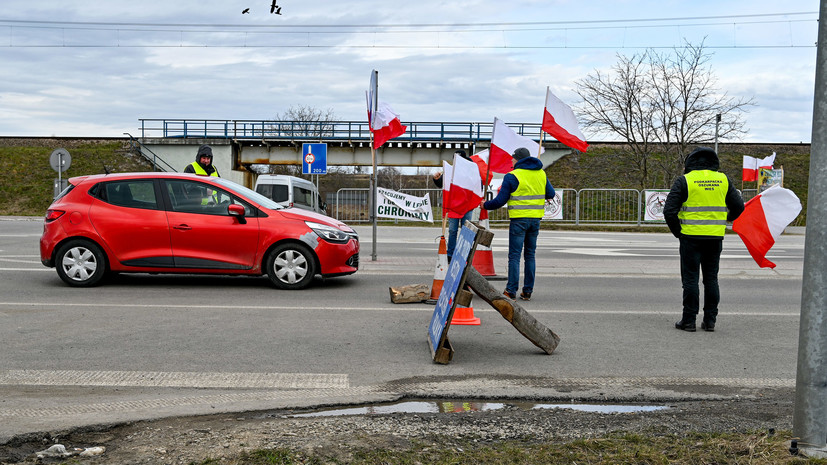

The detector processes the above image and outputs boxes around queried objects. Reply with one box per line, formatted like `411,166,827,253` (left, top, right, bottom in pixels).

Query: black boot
675,312,696,332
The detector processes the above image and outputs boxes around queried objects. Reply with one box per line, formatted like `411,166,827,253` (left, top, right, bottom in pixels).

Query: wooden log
464,267,561,354
389,283,430,304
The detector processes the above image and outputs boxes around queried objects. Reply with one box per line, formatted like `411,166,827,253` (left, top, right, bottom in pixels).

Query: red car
40,173,359,290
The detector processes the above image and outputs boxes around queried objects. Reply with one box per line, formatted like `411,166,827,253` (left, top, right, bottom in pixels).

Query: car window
294,186,314,207
101,180,159,210
165,179,254,216
256,184,289,203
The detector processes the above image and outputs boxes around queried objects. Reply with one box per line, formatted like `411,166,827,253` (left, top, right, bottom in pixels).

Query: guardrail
331,187,758,226
138,119,544,142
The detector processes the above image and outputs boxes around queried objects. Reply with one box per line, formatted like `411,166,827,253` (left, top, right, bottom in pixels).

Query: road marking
0,301,799,316
0,370,348,389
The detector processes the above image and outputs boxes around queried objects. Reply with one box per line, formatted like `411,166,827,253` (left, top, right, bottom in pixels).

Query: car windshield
211,177,284,210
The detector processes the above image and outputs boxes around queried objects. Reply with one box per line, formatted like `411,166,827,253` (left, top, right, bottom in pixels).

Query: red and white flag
369,101,407,149
442,154,483,216
732,185,801,269
469,149,494,185
742,153,776,182
489,118,544,174
541,87,589,152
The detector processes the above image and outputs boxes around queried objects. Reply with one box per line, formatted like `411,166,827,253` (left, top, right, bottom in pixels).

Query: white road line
0,301,799,316
0,370,348,389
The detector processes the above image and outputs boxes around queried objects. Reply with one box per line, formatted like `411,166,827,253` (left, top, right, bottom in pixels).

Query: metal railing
139,119,544,143
332,187,697,226
123,133,178,173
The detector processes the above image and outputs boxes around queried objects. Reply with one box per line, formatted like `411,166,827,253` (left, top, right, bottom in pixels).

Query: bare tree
270,104,337,140
576,41,754,188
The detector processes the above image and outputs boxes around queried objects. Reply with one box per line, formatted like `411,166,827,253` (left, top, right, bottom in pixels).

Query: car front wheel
55,239,108,287
266,243,316,290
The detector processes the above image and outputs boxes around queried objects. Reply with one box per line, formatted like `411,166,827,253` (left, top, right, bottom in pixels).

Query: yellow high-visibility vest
189,162,219,177
678,170,729,236
507,169,547,219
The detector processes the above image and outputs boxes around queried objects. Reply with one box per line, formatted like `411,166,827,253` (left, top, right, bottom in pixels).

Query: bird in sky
242,8,250,14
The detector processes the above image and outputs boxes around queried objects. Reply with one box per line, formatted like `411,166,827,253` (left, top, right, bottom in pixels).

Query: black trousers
679,236,723,324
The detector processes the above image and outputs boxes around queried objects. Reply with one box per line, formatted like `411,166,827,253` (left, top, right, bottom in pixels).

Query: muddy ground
0,387,798,464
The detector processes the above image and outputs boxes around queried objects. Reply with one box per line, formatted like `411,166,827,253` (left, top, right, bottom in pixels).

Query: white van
254,175,327,215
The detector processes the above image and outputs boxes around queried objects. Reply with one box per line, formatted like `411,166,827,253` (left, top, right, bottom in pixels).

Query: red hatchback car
40,173,359,290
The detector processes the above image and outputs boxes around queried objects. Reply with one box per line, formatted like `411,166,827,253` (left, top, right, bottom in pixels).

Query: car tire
55,239,108,287
266,243,316,290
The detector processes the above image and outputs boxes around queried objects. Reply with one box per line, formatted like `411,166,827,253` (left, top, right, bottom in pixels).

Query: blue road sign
428,225,476,354
302,143,327,175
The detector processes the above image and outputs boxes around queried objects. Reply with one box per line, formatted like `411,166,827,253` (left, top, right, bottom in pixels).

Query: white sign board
376,187,434,223
644,190,670,221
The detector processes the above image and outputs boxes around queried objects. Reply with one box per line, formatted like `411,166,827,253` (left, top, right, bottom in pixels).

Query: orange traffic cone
472,207,497,276
451,304,481,325
429,236,449,300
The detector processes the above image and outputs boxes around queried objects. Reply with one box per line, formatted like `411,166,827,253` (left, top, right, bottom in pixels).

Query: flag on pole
489,118,544,173
442,155,484,217
369,101,407,149
732,185,801,269
469,149,494,185
541,87,589,152
742,153,776,182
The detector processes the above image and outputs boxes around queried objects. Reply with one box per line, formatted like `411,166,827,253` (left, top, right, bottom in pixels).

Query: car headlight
306,221,351,244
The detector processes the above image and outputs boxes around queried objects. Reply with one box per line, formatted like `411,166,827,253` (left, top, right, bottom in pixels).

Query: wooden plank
464,267,561,355
389,283,430,304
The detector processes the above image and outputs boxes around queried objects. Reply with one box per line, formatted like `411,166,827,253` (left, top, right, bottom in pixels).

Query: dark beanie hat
454,149,468,159
197,145,213,158
512,147,530,160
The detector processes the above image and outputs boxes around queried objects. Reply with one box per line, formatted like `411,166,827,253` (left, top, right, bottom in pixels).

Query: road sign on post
302,143,327,175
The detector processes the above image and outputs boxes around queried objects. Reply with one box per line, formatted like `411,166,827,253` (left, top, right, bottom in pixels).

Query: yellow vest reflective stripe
507,168,547,218
189,162,218,177
678,170,729,236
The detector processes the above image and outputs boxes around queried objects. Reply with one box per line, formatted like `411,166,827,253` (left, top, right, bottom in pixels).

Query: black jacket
662,147,744,239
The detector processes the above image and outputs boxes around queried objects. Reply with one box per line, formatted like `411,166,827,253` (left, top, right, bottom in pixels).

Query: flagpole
367,70,379,262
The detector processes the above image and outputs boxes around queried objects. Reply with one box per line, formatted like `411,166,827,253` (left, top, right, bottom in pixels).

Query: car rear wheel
266,243,316,290
55,239,107,287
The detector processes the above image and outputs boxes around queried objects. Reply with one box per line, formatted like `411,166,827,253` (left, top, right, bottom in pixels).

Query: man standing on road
184,145,220,177
663,147,744,332
483,147,555,301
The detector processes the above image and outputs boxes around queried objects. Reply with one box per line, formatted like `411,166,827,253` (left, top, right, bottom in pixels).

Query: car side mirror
228,204,247,224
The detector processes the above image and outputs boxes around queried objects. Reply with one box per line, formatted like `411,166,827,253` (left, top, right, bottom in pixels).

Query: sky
0,1,819,143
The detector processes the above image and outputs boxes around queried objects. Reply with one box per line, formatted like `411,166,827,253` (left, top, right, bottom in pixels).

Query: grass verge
195,430,826,465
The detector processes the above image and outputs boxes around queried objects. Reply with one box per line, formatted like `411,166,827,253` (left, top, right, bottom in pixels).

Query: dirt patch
0,388,796,464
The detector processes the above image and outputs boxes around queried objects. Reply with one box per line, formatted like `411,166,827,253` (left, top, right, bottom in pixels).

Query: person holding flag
663,147,745,332
482,147,555,301
433,150,489,261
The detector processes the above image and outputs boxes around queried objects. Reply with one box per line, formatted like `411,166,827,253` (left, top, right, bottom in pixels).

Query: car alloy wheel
55,239,107,287
266,243,316,290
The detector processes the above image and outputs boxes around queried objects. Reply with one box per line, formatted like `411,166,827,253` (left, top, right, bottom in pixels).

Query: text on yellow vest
678,170,729,236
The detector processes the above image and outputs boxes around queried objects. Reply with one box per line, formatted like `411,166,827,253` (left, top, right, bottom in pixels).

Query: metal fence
333,187,754,226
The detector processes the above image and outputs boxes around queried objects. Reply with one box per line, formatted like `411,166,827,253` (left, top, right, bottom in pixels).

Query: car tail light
44,209,65,222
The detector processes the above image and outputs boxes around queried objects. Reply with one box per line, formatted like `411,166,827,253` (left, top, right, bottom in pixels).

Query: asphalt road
0,217,806,441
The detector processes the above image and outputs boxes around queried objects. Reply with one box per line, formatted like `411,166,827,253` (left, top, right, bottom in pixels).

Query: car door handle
173,224,192,231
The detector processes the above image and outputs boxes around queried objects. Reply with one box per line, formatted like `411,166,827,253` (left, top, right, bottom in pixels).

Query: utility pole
714,113,721,153
793,0,827,457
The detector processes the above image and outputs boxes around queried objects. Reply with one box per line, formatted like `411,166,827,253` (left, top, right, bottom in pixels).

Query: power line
0,11,817,30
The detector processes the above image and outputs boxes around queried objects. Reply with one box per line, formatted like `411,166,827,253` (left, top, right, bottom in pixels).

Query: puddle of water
288,400,669,418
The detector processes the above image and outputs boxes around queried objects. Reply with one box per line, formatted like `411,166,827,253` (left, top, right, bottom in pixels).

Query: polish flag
489,118,544,174
442,154,483,216
541,87,589,152
742,153,776,182
732,185,801,269
469,149,494,185
370,101,407,149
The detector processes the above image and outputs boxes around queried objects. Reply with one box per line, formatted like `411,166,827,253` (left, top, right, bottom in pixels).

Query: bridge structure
135,118,576,187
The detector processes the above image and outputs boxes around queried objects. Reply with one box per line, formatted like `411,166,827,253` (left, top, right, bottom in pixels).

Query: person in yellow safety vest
663,147,744,333
184,144,220,177
482,147,556,302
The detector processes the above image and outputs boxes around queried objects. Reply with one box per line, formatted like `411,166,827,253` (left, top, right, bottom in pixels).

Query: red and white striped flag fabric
742,153,776,182
489,118,544,174
442,154,483,217
541,87,589,152
370,101,407,149
732,185,801,269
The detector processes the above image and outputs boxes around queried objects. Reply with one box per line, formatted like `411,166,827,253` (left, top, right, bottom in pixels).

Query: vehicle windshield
212,177,284,210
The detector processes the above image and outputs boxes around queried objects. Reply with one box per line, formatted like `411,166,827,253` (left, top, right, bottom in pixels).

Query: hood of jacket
513,156,544,171
684,147,719,173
